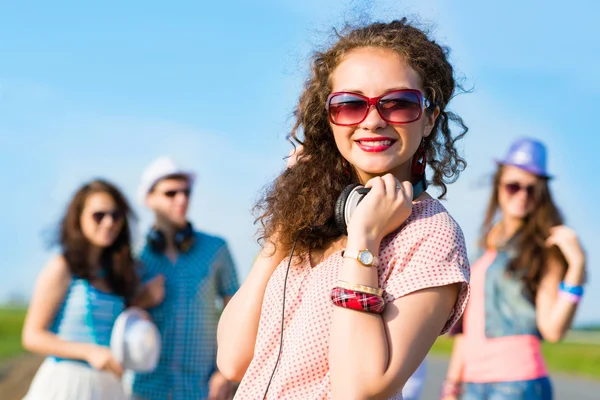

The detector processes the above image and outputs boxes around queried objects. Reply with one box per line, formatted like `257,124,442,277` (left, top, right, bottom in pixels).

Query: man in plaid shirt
131,156,240,400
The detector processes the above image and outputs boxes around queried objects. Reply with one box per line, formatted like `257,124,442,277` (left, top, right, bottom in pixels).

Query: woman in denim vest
441,138,587,400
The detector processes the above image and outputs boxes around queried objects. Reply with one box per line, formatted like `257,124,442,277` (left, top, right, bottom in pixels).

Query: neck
356,162,412,185
495,215,523,245
154,216,187,252
88,245,103,271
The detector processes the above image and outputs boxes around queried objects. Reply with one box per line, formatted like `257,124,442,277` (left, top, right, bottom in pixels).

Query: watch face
359,251,374,265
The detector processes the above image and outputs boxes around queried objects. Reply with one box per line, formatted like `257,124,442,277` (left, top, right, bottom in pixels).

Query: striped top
50,278,125,363
131,231,240,400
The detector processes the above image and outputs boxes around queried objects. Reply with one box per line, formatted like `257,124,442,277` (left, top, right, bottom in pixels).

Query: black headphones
147,222,195,253
262,177,427,399
312,177,427,238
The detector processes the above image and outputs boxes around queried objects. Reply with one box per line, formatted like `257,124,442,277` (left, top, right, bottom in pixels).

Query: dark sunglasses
163,188,191,198
326,89,432,126
91,210,123,224
503,182,536,198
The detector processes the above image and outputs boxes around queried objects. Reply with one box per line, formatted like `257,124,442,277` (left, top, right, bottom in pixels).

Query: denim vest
450,246,541,339
473,246,541,339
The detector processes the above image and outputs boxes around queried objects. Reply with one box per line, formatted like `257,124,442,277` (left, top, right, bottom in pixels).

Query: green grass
1,306,599,380
430,335,600,381
0,307,26,361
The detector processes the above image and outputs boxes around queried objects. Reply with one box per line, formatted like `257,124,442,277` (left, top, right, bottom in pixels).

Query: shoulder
194,230,228,248
387,199,466,250
37,254,73,288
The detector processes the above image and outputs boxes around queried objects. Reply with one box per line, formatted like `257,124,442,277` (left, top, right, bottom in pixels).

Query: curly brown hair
255,18,468,254
481,166,567,300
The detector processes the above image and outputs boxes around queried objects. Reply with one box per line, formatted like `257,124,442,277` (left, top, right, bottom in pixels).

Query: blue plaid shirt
131,231,239,400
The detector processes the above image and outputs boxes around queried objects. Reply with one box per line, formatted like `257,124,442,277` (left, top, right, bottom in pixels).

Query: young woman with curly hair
218,18,471,399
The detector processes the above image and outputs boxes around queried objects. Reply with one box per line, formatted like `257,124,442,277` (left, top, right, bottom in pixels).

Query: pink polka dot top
234,198,471,399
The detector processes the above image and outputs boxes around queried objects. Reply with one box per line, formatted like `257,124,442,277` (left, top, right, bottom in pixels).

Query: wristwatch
342,249,379,267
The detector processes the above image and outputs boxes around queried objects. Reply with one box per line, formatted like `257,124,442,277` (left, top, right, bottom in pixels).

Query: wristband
559,281,584,296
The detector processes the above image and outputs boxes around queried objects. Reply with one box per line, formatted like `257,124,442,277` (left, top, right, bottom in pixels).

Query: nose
174,191,190,205
359,105,387,131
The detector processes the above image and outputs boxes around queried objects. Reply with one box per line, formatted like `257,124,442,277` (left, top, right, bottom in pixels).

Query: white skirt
23,358,127,400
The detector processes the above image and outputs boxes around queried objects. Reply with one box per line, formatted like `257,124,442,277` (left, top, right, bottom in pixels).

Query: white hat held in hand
110,307,161,372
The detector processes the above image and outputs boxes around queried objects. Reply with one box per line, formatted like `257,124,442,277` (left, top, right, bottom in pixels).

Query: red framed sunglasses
326,89,432,126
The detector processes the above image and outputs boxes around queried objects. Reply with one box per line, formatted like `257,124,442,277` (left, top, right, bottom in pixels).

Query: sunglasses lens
504,183,521,195
111,211,123,222
378,91,422,123
328,94,368,125
526,185,536,198
92,212,105,223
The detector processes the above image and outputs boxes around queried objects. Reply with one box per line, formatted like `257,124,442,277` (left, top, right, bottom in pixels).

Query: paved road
421,355,600,399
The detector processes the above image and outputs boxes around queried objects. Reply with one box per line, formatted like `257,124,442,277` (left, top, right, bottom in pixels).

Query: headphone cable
262,234,299,400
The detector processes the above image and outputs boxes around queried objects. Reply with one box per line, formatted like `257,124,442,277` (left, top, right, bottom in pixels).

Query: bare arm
22,256,93,360
129,275,165,309
536,226,586,343
330,257,460,399
441,333,466,399
329,175,465,399
216,242,287,381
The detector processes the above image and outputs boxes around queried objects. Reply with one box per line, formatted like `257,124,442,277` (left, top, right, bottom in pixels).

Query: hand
85,345,123,377
347,174,413,245
145,274,166,307
208,370,234,400
545,226,586,268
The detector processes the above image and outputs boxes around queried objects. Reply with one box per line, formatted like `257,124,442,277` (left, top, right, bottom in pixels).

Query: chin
353,161,399,176
90,239,115,248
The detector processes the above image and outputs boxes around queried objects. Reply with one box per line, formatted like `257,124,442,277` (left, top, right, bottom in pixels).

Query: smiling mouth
356,139,395,147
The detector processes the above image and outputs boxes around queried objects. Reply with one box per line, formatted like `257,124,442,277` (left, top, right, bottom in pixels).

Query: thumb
402,181,413,200
110,357,124,377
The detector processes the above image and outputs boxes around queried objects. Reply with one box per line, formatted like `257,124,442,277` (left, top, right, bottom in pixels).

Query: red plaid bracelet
330,287,386,314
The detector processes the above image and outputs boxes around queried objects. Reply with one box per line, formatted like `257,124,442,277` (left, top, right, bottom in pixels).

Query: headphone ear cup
147,229,166,253
334,184,361,236
174,222,195,253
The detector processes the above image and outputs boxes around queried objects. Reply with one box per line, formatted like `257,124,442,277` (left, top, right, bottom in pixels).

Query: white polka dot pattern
234,199,471,400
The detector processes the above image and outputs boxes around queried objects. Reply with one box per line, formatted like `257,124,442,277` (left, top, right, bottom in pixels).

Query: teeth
359,140,392,146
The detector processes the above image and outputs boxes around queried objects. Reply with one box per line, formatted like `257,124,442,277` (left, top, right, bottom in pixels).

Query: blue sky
0,0,598,324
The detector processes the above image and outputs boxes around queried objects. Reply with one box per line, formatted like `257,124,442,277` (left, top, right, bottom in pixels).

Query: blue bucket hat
496,138,552,179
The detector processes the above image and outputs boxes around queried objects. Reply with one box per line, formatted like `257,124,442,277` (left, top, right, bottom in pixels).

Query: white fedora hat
137,156,196,205
110,307,161,372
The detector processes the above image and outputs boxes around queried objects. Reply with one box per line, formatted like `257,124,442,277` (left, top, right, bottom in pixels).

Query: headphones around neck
312,177,427,238
262,176,427,399
147,222,195,253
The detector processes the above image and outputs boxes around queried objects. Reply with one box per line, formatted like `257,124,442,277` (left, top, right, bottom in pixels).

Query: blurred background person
130,156,240,400
21,180,140,400
442,138,587,400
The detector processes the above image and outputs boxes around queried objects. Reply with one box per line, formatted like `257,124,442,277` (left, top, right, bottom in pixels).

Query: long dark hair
481,166,566,299
59,179,139,298
254,18,468,254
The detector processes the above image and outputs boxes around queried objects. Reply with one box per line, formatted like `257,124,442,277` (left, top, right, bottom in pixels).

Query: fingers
107,357,123,377
364,174,413,200
401,180,413,201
